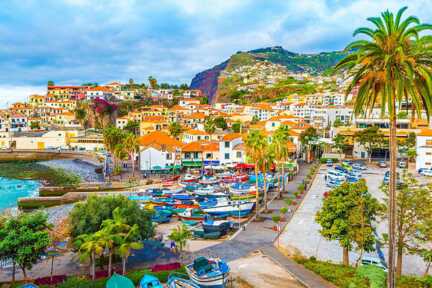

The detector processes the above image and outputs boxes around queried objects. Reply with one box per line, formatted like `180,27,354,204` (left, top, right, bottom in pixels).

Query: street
279,164,428,276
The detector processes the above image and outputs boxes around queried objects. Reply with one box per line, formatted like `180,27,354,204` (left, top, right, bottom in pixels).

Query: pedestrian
170,240,176,253
324,174,327,181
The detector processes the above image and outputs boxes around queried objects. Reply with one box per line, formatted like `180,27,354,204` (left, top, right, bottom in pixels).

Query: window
185,152,191,159
225,141,230,148
427,140,432,146
193,152,199,159
197,136,201,140
206,153,212,159
236,151,242,158
224,153,230,160
166,153,172,160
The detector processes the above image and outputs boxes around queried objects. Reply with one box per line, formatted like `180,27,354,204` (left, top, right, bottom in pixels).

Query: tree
199,97,209,104
148,76,158,89
74,233,105,280
300,127,319,162
416,215,432,276
117,224,143,275
0,211,51,282
123,133,139,175
250,115,259,124
333,134,347,154
316,180,380,266
168,224,192,255
244,130,268,218
259,149,274,212
103,126,126,168
381,172,432,276
407,148,417,162
354,127,384,163
335,8,432,286
333,118,344,127
405,132,416,149
30,121,40,130
69,195,154,240
204,117,216,135
123,120,140,135
47,80,54,86
271,125,291,198
75,108,88,128
169,122,183,138
214,117,228,130
231,121,242,133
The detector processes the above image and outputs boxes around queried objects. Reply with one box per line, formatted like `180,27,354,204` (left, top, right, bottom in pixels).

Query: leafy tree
397,111,408,119
204,117,216,135
300,127,319,162
407,148,416,162
75,108,87,128
168,224,192,255
415,215,432,276
169,122,183,138
333,134,347,154
316,180,380,266
74,233,105,280
123,120,140,135
199,97,209,104
405,132,416,149
179,83,189,90
381,172,432,276
148,76,158,89
231,121,242,133
336,8,432,285
30,121,40,130
47,80,55,86
250,115,260,124
123,132,139,175
0,211,51,282
244,130,268,218
103,125,126,167
354,127,384,163
69,195,154,240
271,125,291,198
214,117,228,130
333,118,344,127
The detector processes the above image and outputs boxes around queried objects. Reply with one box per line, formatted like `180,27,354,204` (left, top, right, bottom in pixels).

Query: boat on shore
185,257,230,288
168,273,200,288
202,201,255,218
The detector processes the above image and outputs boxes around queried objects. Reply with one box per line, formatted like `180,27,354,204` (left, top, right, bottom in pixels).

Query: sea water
0,177,40,212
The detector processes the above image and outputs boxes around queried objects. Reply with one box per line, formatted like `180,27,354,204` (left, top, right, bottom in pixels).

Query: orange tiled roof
222,133,241,141
138,131,182,150
185,129,209,136
182,141,219,152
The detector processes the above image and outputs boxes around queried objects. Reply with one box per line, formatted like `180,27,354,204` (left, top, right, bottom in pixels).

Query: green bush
297,183,305,192
397,275,432,288
356,265,386,288
320,158,339,164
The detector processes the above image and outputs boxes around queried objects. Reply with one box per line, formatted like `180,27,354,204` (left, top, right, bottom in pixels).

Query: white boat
202,201,255,217
185,257,230,288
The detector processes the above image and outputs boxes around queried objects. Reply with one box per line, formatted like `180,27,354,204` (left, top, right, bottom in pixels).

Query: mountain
190,46,345,103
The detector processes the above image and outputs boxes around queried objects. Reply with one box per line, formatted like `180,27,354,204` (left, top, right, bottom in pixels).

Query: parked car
398,161,407,169
361,256,387,272
378,161,387,168
326,159,333,167
383,171,403,185
352,163,367,171
335,165,350,174
420,169,432,177
327,169,346,181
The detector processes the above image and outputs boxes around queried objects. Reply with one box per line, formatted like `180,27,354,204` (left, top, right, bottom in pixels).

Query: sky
0,0,431,106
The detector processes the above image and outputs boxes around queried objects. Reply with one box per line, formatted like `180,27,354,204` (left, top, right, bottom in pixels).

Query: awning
182,161,202,167
235,163,255,169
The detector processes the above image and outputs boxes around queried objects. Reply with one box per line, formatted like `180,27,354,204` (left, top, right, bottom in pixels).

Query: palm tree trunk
263,165,268,212
254,166,260,218
21,266,27,280
91,252,96,280
280,165,285,199
108,251,113,276
131,152,136,175
396,244,403,276
343,246,349,266
424,262,431,276
50,256,54,283
388,107,397,288
122,257,126,275
12,260,15,284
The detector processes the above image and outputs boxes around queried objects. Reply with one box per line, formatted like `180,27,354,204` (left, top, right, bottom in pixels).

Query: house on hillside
138,132,182,171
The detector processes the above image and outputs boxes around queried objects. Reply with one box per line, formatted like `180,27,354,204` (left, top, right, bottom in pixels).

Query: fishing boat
177,208,207,221
228,183,256,196
181,174,200,183
202,201,255,218
167,273,200,288
198,197,230,209
185,257,230,288
139,274,163,288
199,176,220,185
202,217,231,235
171,193,194,201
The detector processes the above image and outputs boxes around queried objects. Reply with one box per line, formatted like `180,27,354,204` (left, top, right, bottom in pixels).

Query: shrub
280,207,288,215
356,265,386,288
297,184,305,192
272,215,281,224
285,198,293,206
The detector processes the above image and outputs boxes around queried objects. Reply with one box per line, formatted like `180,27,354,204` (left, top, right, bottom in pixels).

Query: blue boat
185,257,230,288
172,193,194,201
202,216,231,235
139,274,163,288
202,201,255,218
168,273,200,288
20,284,38,288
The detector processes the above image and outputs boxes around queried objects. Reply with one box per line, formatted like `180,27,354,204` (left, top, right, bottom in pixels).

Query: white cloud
0,85,46,108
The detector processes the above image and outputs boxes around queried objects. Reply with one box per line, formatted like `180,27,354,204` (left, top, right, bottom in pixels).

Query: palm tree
74,107,87,128
336,7,432,284
168,224,192,255
74,233,105,280
204,117,216,135
123,133,139,175
272,126,291,199
244,130,268,218
117,224,143,275
260,149,274,212
103,126,126,168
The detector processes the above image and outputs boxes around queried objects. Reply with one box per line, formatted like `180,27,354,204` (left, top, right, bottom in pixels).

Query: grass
0,161,80,186
296,257,432,288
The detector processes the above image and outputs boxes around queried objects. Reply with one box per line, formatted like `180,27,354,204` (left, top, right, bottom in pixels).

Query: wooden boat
185,257,230,288
199,176,220,185
181,174,200,183
139,274,163,288
167,273,200,288
177,208,207,221
202,201,255,218
202,218,231,235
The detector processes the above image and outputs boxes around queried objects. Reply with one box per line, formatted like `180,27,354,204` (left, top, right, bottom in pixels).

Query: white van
327,169,346,181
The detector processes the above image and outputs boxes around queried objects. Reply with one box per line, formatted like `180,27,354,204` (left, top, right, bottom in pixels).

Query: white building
416,129,432,171
219,133,245,165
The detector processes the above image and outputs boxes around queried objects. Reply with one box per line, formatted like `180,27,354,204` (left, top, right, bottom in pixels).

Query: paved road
279,164,428,276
